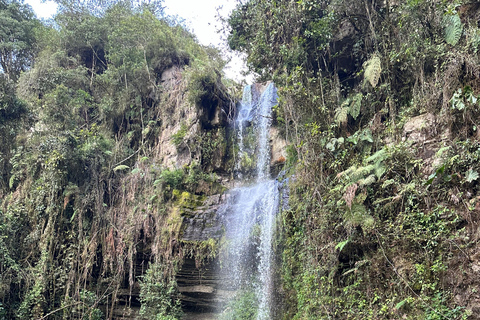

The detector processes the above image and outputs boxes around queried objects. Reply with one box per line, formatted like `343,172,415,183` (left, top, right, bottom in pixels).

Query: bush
139,263,182,320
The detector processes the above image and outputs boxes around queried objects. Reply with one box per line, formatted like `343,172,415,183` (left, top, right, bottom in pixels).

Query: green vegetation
227,0,480,318
219,290,258,320
0,0,231,318
1,0,480,318
139,263,183,320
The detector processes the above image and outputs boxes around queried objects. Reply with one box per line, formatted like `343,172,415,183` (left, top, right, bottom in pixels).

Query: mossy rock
172,189,206,217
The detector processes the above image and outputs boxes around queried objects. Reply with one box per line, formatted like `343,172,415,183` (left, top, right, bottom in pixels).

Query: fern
335,93,363,124
113,164,129,172
361,164,375,175
9,175,15,189
374,161,386,179
345,202,374,230
444,14,463,46
364,54,382,88
349,93,363,120
359,174,376,187
340,147,388,187
366,149,387,163
335,105,349,125
338,165,356,180
352,166,367,181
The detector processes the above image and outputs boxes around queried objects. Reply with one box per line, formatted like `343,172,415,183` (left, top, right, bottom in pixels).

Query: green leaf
374,162,386,179
444,14,463,46
70,210,77,222
435,146,450,157
335,106,349,125
8,175,15,189
465,169,479,183
364,54,382,88
359,129,373,143
395,299,408,310
349,93,363,120
326,140,335,151
366,149,387,163
335,239,349,252
359,174,376,186
425,164,446,185
113,165,130,172
467,94,477,105
425,172,437,186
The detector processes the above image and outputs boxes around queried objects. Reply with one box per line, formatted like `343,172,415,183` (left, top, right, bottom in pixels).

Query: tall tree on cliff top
0,0,38,81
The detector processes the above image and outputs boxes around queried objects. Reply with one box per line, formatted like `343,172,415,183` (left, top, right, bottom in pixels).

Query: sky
24,0,57,19
24,0,251,82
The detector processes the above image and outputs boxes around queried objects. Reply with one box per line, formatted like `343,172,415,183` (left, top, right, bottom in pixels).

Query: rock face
177,258,220,312
270,127,287,176
402,113,452,175
156,67,234,172
403,113,437,144
174,81,288,317
177,194,229,315
181,194,226,241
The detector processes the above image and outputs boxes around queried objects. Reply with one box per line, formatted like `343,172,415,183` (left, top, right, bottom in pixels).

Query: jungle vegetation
0,0,230,318
1,0,480,319
227,0,480,319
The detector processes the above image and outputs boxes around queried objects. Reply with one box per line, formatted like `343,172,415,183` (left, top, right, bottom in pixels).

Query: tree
0,74,27,190
0,0,38,81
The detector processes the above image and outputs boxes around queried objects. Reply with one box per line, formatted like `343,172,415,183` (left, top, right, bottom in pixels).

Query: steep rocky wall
101,77,288,318
173,82,288,317
155,66,234,172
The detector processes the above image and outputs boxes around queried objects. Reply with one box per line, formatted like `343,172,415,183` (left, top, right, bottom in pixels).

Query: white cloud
163,0,252,83
24,0,57,19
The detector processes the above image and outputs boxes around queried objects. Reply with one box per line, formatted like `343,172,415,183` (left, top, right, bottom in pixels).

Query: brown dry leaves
344,183,358,209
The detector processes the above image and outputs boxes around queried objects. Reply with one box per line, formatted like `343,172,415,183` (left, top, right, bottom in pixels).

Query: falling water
220,83,280,319
234,85,253,176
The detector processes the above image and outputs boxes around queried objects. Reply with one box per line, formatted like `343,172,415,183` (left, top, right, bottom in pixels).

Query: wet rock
181,194,225,241
176,257,231,314
270,127,287,176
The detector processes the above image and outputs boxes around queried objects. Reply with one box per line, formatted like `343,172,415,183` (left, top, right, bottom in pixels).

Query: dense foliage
0,0,231,319
0,0,38,81
1,0,480,318
228,0,480,319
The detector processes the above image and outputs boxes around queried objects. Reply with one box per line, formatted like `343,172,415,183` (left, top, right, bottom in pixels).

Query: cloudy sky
24,0,250,82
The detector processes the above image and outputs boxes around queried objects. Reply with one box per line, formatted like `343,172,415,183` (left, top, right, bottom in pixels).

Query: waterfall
220,83,280,319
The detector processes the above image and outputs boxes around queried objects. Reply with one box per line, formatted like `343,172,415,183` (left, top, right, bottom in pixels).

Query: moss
240,151,256,171
171,123,188,147
172,189,205,217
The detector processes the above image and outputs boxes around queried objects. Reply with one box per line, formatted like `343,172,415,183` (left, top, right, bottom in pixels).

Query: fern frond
349,93,363,120
444,14,463,46
342,98,351,108
364,54,382,88
338,165,356,180
345,203,374,231
335,106,349,125
362,164,375,175
352,166,367,181
362,215,375,230
374,162,386,179
359,174,376,186
366,149,387,163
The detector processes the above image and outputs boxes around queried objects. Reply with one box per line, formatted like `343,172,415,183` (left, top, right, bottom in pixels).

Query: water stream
220,83,280,319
